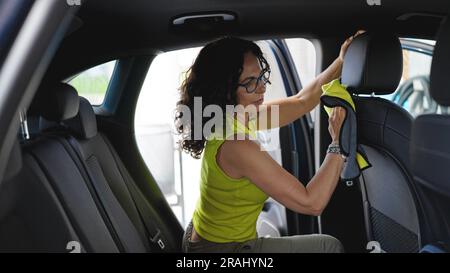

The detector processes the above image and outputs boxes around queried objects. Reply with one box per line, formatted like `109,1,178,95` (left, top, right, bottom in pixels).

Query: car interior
0,0,449,253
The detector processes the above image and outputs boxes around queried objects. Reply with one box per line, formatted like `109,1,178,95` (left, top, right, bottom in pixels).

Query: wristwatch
327,143,341,155
327,142,346,159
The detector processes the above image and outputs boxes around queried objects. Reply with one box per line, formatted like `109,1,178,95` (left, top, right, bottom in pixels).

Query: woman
176,32,362,253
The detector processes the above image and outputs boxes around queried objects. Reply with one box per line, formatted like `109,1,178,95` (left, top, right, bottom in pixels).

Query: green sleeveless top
192,114,269,243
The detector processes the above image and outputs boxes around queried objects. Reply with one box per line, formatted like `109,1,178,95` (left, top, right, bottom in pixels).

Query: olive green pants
182,221,344,253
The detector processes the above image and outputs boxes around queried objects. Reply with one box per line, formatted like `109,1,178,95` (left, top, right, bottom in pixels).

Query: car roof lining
44,0,447,82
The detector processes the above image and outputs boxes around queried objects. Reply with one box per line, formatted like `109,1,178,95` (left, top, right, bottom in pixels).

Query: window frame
400,38,434,57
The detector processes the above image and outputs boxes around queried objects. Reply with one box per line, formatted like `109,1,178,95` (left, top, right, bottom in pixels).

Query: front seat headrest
65,97,98,140
30,83,80,122
341,32,403,95
430,17,450,106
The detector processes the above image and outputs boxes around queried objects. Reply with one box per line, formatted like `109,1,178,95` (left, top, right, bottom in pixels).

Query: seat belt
102,136,166,251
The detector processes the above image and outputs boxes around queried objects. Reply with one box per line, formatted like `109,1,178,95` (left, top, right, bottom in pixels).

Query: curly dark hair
175,36,269,159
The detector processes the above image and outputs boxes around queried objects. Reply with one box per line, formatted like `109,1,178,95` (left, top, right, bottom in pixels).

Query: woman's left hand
339,30,366,62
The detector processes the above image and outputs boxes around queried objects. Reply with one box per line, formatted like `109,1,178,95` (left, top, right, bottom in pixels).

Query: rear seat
1,137,120,252
0,141,86,252
0,83,182,252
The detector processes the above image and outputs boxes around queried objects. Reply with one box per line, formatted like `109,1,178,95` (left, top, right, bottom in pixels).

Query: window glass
285,38,317,121
390,39,448,116
285,38,316,88
68,60,116,105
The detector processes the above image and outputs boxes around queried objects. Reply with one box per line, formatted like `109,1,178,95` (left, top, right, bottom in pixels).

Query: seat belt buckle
149,229,165,250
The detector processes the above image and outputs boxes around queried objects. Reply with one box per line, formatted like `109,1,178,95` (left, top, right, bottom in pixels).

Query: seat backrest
61,94,183,252
0,84,156,252
32,83,148,252
341,32,424,252
411,16,450,249
39,83,183,252
22,135,127,252
0,94,120,252
0,144,83,252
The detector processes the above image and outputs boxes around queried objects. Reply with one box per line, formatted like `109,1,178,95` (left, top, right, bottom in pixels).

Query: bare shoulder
216,135,263,177
221,134,273,168
221,134,261,157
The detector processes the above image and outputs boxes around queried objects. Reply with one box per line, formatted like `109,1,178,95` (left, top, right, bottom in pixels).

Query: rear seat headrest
30,83,80,122
341,32,403,95
4,140,22,181
65,97,98,140
430,17,450,106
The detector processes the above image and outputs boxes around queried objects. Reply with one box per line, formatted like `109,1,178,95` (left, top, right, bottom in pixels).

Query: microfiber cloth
321,79,371,181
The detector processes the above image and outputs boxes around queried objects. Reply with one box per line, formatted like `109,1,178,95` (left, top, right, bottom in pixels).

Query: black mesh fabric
370,207,419,253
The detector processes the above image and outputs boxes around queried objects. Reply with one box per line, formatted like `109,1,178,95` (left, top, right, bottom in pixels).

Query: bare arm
220,107,346,216
256,57,343,130
256,31,364,130
220,138,344,216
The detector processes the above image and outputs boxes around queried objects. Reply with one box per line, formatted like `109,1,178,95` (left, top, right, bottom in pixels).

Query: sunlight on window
285,38,316,88
69,61,116,105
135,47,202,228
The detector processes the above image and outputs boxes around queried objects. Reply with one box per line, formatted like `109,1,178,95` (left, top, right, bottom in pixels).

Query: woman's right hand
328,107,346,144
339,30,366,62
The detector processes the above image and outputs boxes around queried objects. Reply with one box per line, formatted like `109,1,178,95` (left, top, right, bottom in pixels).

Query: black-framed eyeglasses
238,68,271,93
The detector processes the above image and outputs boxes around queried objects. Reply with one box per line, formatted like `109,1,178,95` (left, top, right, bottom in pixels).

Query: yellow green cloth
192,114,268,243
322,80,356,112
321,79,371,179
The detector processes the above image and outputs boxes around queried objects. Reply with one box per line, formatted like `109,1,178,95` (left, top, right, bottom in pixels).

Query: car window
134,41,289,228
285,38,317,122
67,60,117,105
285,38,316,88
390,39,449,117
